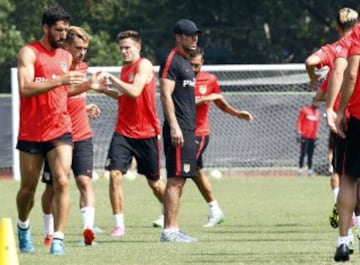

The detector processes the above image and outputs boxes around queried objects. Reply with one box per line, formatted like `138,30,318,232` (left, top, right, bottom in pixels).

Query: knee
110,170,122,187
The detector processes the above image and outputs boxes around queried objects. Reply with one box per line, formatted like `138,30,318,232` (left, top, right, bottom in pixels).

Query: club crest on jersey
60,62,67,73
183,163,190,173
128,73,134,82
199,85,207,95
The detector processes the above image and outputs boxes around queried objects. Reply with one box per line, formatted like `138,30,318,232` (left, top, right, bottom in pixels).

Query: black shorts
195,135,210,169
163,125,197,178
328,131,337,150
105,132,160,180
344,116,360,178
16,132,72,155
42,138,93,185
332,134,345,175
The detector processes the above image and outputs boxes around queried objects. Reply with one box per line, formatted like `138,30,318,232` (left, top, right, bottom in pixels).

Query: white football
209,169,222,180
92,171,99,181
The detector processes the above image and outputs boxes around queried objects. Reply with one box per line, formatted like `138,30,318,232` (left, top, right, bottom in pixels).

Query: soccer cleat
203,212,225,227
179,230,198,242
329,203,339,229
83,228,95,246
111,226,125,237
153,215,164,228
160,230,197,243
43,233,53,247
17,226,35,253
334,244,350,262
50,238,64,255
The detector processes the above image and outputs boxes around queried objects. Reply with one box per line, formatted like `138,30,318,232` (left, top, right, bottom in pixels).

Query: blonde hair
66,26,90,44
337,8,358,31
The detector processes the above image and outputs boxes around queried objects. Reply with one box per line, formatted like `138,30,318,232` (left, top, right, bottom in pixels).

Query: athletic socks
80,206,95,230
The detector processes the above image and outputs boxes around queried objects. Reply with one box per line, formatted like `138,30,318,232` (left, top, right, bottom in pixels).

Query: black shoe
334,244,350,262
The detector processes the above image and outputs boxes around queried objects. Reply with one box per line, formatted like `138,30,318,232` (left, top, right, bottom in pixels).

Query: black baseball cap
173,19,201,35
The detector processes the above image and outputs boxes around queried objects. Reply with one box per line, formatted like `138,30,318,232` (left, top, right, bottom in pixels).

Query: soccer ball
92,171,99,181
209,169,222,180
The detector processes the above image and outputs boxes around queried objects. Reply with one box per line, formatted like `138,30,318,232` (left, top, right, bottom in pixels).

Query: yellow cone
0,218,19,265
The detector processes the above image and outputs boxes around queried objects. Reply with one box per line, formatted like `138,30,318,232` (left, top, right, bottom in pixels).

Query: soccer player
333,18,360,262
295,97,321,176
41,26,102,247
304,7,358,233
189,47,253,227
159,19,200,242
96,30,165,237
15,6,85,255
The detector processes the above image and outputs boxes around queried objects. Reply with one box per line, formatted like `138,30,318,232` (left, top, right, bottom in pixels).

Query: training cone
0,218,19,265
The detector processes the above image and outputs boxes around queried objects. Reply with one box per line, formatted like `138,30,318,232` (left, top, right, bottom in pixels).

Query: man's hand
235,111,253,121
326,108,337,133
335,112,347,139
170,124,184,147
86,103,101,119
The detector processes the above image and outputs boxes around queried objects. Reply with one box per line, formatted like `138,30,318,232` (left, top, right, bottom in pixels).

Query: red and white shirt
194,71,221,136
67,62,92,142
18,41,72,141
296,106,321,139
115,58,160,139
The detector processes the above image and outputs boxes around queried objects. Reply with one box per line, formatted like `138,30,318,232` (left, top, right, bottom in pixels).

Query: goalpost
11,64,330,179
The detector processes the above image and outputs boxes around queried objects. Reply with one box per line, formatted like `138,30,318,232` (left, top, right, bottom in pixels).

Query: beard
48,33,65,49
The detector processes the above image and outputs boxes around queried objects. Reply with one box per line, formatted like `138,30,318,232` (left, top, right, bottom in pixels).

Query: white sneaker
203,212,224,227
160,230,197,243
153,215,164,228
297,168,303,176
308,169,314,177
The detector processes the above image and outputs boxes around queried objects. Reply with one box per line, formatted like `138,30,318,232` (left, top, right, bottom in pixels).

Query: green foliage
3,0,360,92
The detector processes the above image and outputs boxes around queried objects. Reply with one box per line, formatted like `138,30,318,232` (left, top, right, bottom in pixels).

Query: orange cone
0,218,19,265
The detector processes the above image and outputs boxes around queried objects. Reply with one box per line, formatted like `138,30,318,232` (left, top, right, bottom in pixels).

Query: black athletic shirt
159,48,196,131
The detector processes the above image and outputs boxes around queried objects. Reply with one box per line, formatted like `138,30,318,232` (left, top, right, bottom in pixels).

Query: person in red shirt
15,6,87,255
296,98,321,176
40,26,101,247
333,17,360,261
189,47,253,227
96,30,165,237
305,9,358,237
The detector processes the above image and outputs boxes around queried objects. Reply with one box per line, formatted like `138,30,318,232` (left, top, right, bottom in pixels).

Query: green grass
0,175,358,265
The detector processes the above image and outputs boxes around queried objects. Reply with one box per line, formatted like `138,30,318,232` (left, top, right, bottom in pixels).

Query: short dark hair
116,30,142,44
42,5,71,27
189,46,204,59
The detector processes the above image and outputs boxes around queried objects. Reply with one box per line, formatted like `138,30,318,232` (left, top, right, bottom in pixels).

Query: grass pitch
0,175,358,265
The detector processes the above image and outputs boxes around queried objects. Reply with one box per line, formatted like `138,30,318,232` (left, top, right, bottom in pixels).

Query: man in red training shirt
296,97,321,176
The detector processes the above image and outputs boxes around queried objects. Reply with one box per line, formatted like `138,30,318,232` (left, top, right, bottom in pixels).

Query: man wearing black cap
159,19,200,242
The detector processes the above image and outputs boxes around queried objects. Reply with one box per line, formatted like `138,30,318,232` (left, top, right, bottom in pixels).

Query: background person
189,47,253,227
296,97,321,176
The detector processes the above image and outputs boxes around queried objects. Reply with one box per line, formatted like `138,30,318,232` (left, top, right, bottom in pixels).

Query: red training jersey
67,62,92,142
296,105,321,139
346,23,360,119
18,41,72,142
320,35,353,113
194,71,221,136
115,58,160,138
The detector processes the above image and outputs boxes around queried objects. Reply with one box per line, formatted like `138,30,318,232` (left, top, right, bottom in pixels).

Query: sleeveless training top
115,58,160,139
18,41,72,141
